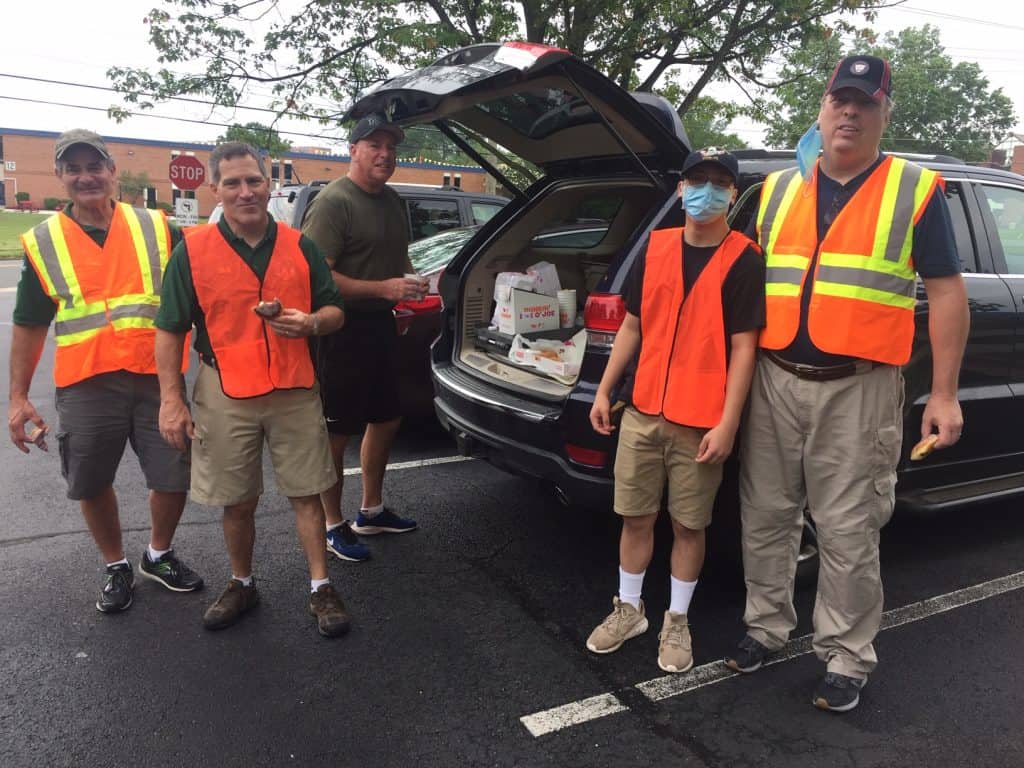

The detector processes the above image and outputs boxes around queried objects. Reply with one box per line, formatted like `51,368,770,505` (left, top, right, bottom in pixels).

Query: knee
621,514,657,535
224,499,258,519
670,520,704,541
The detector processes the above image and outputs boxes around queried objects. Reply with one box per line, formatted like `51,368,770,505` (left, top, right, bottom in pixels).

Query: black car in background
345,42,1024,519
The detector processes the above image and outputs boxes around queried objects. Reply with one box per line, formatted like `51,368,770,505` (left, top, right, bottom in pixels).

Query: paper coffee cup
557,289,577,328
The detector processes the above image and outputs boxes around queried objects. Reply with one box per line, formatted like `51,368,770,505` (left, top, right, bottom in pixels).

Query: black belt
763,350,880,382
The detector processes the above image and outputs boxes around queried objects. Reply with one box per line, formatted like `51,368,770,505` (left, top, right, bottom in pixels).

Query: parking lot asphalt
2,265,1023,767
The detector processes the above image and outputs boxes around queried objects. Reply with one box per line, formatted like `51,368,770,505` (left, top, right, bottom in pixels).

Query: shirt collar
217,216,276,248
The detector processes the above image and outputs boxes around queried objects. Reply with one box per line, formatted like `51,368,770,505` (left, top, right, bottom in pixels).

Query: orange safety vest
187,223,315,399
21,203,184,387
632,228,754,428
755,156,941,365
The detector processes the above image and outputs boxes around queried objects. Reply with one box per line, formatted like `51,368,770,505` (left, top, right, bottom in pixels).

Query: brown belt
763,350,880,382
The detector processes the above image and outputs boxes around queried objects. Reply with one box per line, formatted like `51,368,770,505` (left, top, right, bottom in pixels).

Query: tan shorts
613,407,723,530
190,363,337,506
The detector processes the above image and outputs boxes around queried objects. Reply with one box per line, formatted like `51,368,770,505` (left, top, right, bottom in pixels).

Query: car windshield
408,226,477,275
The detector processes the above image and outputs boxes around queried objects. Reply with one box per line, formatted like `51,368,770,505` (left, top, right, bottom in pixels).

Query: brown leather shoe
309,584,351,638
203,579,259,630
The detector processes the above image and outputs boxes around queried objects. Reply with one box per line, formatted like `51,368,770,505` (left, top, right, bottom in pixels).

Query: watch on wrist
310,313,320,336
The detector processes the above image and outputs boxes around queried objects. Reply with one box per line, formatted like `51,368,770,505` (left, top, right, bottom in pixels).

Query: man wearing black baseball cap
726,55,969,713
585,148,764,673
302,112,423,564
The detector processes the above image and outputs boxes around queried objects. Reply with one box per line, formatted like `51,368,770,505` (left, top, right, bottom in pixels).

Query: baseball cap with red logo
824,55,892,103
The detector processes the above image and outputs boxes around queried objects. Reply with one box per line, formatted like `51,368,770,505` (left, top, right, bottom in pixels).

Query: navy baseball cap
348,113,405,145
682,147,739,182
825,55,892,103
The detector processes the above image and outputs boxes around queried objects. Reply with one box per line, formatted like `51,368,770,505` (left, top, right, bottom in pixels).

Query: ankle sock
232,574,253,587
310,577,330,593
148,545,170,562
669,575,697,615
326,521,344,532
360,503,384,519
618,566,645,609
106,558,130,570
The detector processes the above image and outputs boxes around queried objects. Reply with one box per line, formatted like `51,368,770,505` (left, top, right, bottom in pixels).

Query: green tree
758,25,1017,161
108,1,885,126
118,170,151,205
217,122,292,156
680,96,749,150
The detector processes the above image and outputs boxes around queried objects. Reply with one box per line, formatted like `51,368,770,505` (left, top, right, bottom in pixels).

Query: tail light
565,442,607,468
584,292,626,349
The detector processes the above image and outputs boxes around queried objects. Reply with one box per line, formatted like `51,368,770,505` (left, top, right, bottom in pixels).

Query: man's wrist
310,312,320,337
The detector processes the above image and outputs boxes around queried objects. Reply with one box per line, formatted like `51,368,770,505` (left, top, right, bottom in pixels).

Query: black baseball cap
55,128,111,162
348,113,405,145
682,147,739,182
825,55,892,103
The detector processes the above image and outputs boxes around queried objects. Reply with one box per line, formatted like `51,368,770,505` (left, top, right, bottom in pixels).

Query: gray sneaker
657,611,693,673
586,597,648,654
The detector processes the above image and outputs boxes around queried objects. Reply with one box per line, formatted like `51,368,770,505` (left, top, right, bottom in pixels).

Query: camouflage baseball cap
54,129,112,162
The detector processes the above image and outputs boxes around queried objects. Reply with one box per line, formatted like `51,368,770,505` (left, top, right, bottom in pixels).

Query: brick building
0,127,490,215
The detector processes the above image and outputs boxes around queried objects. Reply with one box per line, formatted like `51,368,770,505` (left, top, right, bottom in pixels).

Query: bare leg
619,514,658,574
149,490,186,550
291,494,328,581
320,433,351,527
360,418,401,508
669,519,705,582
80,486,124,563
223,498,259,577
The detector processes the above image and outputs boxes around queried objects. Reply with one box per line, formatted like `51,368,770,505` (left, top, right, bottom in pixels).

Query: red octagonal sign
169,154,206,191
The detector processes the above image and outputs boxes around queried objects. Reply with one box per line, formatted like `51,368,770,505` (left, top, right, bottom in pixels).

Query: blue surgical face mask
682,182,732,222
796,121,822,180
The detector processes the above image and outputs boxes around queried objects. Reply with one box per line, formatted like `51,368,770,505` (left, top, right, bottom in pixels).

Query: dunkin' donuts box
494,287,559,335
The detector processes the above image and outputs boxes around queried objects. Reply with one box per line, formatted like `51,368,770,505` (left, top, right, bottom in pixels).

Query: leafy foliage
217,122,293,156
118,170,151,205
758,25,1017,161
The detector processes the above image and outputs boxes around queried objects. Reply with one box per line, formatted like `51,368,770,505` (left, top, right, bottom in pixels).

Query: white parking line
520,568,1024,737
341,455,473,476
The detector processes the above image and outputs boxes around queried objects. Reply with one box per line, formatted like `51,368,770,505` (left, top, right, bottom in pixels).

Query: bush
43,197,63,210
154,201,174,213
15,191,29,202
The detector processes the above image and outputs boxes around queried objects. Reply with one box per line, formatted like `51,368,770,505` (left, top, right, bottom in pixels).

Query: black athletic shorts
317,309,401,435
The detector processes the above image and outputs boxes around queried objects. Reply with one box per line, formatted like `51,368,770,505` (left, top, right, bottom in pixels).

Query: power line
895,6,1024,33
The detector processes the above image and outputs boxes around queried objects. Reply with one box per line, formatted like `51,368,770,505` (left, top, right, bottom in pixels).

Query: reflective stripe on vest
754,157,940,365
20,203,173,386
631,228,755,429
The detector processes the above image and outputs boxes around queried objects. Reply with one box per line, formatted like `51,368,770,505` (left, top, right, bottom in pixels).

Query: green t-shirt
12,205,184,326
301,176,409,312
155,218,344,364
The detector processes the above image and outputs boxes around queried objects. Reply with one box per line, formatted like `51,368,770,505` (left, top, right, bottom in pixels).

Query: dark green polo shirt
12,205,184,326
155,218,344,363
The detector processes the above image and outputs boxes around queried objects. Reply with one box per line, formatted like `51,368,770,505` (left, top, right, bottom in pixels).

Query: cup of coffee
557,289,577,329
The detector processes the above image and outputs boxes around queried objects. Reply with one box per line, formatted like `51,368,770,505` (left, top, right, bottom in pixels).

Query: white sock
618,566,645,609
232,574,253,587
360,503,384,518
106,558,130,569
148,545,171,561
310,577,330,593
669,576,698,615
326,521,344,532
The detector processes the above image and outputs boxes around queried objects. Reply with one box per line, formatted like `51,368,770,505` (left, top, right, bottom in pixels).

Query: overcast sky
2,1,1021,152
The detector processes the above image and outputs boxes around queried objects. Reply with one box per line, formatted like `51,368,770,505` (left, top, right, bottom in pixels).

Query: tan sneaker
657,611,693,673
586,597,648,653
203,579,259,631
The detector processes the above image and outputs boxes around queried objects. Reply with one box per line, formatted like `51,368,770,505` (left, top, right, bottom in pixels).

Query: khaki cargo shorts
613,407,723,530
189,363,337,506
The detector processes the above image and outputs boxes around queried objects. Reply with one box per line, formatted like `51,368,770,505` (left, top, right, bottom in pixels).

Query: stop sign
169,155,206,190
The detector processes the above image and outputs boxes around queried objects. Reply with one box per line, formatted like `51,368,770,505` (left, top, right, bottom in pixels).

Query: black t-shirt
746,154,960,366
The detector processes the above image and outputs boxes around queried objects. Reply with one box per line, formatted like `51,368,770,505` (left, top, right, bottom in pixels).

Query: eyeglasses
684,173,733,190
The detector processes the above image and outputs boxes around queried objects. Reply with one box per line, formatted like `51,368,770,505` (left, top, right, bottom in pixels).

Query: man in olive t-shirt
301,113,428,561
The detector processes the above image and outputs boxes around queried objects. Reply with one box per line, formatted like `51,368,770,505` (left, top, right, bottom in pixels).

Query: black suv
346,42,1024,516
210,181,508,242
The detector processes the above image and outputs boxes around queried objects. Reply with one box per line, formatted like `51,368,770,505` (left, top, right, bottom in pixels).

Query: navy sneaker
96,562,135,613
724,634,771,673
351,507,418,535
326,521,371,562
139,549,204,592
813,672,867,712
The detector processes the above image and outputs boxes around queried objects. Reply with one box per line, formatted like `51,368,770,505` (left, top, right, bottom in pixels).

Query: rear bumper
433,392,613,511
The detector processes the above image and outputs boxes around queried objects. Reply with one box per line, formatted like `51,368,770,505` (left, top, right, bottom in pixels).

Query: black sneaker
724,634,771,673
96,562,135,613
813,672,866,712
139,549,205,592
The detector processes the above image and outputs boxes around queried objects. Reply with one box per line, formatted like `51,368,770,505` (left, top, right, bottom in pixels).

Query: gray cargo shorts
55,370,190,500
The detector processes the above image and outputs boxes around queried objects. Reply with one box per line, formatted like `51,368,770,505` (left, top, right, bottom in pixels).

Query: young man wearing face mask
586,149,766,672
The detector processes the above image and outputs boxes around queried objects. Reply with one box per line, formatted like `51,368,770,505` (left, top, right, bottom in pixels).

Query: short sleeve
155,240,197,333
722,245,766,336
911,186,960,278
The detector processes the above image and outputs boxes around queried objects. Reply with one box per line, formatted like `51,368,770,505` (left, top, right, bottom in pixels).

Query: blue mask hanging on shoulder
796,122,822,180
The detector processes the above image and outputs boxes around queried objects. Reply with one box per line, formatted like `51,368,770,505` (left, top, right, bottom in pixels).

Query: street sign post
169,155,205,191
174,198,199,226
